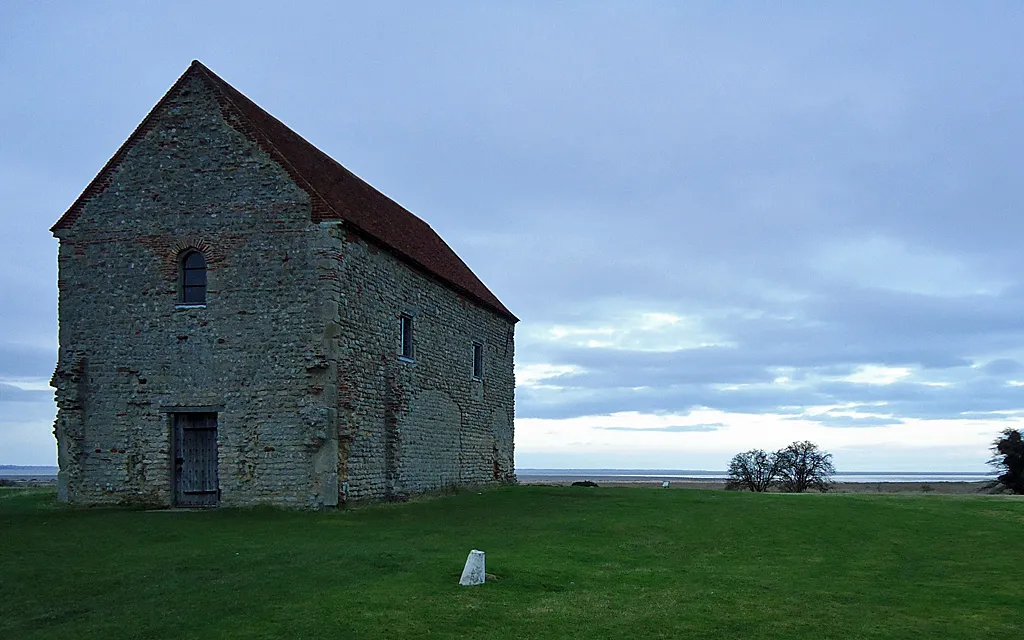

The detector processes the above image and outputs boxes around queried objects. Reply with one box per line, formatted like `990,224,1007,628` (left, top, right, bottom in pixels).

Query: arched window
180,251,207,304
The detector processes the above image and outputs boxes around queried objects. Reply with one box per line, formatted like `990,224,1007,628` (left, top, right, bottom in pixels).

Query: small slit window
180,251,207,304
400,314,414,360
473,342,484,380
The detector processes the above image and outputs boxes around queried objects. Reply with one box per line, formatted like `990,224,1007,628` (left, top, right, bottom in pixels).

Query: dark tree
989,428,1024,494
776,441,835,493
726,449,780,492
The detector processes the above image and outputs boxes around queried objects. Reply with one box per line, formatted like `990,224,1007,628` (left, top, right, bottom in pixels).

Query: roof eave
335,220,519,323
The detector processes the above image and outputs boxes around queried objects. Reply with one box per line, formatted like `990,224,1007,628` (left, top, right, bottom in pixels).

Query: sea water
517,469,995,483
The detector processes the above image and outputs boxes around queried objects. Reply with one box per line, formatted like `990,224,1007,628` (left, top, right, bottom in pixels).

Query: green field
2,486,1021,639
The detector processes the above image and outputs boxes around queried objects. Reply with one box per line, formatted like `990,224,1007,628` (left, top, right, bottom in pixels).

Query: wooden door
174,413,219,507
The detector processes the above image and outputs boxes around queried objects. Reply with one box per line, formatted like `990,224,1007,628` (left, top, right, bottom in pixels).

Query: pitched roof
53,60,517,322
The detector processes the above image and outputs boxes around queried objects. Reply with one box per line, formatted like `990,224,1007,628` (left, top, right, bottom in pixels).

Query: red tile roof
53,61,517,322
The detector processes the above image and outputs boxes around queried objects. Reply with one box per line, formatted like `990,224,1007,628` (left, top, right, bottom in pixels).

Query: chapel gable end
52,64,313,238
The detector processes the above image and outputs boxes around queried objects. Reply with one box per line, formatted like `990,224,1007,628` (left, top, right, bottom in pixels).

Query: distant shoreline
516,469,994,483
0,475,57,487
516,476,992,494
0,466,58,475
2,466,994,478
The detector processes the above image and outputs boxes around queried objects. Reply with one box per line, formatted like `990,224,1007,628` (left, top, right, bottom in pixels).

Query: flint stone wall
52,74,515,508
328,225,516,501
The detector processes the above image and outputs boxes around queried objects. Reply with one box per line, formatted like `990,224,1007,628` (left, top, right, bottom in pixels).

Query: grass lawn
2,485,1021,639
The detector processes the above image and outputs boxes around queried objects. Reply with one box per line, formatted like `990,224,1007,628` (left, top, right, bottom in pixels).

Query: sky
2,2,1023,471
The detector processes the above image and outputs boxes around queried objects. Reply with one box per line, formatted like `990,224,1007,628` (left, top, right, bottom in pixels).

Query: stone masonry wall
328,226,516,502
52,75,337,507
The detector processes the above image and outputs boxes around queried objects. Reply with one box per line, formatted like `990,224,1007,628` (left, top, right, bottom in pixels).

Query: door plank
174,413,219,507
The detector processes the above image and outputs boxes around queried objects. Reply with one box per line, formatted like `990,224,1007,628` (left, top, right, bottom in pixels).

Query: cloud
813,236,1007,297
983,359,1023,377
0,382,56,465
596,423,725,433
803,415,904,429
0,343,57,380
516,326,1024,424
0,383,54,404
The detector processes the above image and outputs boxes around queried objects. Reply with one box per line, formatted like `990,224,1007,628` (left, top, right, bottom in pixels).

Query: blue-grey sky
2,2,1022,470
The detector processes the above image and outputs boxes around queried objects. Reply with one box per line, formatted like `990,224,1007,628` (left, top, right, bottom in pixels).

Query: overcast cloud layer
2,2,1022,470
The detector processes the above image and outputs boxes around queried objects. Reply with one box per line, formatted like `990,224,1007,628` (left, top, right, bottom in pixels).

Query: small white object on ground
459,549,486,586
662,481,670,488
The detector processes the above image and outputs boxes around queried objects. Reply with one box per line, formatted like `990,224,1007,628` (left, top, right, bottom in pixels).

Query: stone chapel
50,61,517,507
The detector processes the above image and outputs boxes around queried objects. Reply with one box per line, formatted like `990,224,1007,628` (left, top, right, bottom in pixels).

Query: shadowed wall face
330,227,516,501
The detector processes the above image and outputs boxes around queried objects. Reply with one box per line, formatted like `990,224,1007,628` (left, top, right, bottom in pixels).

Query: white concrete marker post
459,549,486,586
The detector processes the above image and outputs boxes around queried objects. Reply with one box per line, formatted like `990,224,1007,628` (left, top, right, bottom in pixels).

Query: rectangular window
400,314,414,360
473,342,484,380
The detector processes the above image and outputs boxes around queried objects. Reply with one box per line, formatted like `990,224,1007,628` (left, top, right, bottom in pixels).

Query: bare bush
726,449,780,492
775,441,835,493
